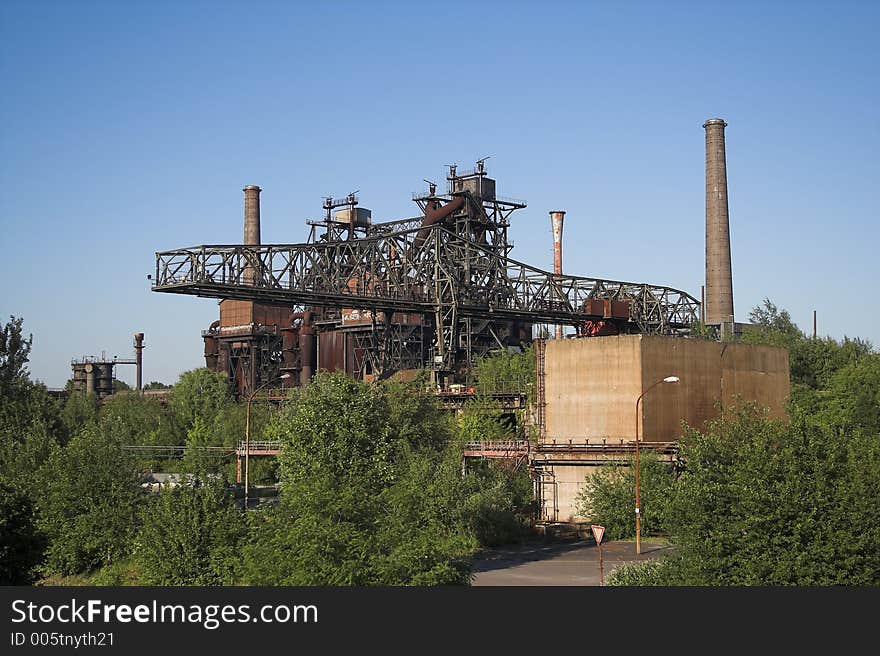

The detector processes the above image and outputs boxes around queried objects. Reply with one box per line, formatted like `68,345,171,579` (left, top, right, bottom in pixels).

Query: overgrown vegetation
0,317,534,586
591,299,880,586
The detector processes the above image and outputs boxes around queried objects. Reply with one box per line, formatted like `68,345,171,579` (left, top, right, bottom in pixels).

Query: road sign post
591,525,605,586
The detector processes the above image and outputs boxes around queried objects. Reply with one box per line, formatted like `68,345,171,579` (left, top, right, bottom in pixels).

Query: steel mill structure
152,159,701,396
70,332,146,398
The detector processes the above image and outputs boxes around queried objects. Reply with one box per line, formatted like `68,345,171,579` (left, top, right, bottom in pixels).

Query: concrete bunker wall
540,335,790,521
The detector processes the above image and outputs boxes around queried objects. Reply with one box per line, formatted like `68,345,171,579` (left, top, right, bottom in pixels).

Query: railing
236,441,283,453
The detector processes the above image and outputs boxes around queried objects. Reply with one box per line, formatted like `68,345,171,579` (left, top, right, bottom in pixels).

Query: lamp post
244,373,290,510
635,375,680,554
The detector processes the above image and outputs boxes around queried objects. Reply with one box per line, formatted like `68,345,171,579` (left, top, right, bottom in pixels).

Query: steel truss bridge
152,165,700,376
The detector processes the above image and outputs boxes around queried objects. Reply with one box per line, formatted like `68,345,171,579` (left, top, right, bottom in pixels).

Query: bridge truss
153,164,700,379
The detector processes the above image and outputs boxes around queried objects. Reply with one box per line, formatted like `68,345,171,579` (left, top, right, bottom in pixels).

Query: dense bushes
595,300,880,586
575,452,674,541
240,372,533,585
134,480,246,585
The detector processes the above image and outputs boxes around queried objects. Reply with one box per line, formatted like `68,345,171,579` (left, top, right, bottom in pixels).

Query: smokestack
703,118,734,327
549,210,566,340
134,332,144,392
243,185,261,284
243,185,262,246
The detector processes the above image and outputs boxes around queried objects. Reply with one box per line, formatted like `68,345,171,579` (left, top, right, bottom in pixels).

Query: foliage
456,398,513,443
112,379,132,392
471,345,534,395
242,372,532,585
575,453,675,541
169,368,233,436
0,317,65,492
740,298,874,397
458,458,535,547
36,418,144,576
381,377,454,451
686,321,716,341
367,443,480,584
0,316,33,392
277,372,395,487
144,381,172,390
659,405,880,585
0,479,46,584
134,480,246,585
606,559,670,586
815,354,880,436
61,393,100,437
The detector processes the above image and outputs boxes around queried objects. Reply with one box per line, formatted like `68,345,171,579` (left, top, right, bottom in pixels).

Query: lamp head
663,376,680,383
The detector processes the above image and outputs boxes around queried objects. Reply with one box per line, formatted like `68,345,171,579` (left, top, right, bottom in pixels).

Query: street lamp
634,375,680,555
244,373,290,510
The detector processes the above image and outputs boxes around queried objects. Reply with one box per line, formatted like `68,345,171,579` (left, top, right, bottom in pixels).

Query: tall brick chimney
703,119,734,327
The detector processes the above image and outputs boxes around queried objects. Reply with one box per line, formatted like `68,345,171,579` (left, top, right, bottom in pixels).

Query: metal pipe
412,196,464,252
134,332,144,392
550,211,566,339
703,118,734,327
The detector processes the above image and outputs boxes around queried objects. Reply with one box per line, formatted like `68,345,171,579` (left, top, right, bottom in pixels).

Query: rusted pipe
549,210,566,340
134,332,144,392
412,196,464,251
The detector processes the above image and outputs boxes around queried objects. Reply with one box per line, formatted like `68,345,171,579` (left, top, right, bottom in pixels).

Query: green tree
0,317,65,490
0,316,32,392
242,371,528,585
471,346,534,395
575,452,675,540
456,398,511,443
169,368,232,437
0,479,46,584
37,418,143,575
134,479,246,585
659,406,880,585
816,355,880,435
61,392,100,437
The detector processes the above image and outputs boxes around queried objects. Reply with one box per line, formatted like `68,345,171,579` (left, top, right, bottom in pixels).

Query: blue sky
2,0,878,388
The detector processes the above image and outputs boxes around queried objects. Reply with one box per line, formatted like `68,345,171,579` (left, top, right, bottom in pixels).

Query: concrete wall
537,463,604,524
543,335,790,444
544,336,642,442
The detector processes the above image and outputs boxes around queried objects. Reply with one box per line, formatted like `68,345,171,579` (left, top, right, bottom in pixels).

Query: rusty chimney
549,210,566,340
133,332,144,392
703,118,734,327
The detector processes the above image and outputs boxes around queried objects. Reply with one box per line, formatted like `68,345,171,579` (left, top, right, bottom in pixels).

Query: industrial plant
145,118,788,523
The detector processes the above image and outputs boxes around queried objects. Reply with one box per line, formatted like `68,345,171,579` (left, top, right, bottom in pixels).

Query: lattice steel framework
153,165,700,377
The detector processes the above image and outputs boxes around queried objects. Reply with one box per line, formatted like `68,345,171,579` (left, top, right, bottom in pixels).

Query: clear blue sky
2,0,878,388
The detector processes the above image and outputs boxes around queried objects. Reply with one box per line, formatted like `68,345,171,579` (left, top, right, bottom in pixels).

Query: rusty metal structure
549,210,566,340
71,332,144,397
153,162,701,396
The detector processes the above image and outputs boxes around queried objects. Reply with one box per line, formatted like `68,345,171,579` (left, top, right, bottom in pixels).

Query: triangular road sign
591,524,605,544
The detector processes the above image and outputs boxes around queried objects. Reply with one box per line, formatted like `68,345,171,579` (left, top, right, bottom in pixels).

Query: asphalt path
471,539,672,586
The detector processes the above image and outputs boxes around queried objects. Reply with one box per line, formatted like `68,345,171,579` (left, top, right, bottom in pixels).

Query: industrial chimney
703,118,734,328
243,185,261,284
134,332,144,392
243,185,262,246
549,210,566,340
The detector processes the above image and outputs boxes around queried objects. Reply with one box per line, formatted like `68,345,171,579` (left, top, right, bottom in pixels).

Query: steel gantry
153,163,700,380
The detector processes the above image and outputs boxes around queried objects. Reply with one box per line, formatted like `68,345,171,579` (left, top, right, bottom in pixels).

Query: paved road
471,539,672,586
